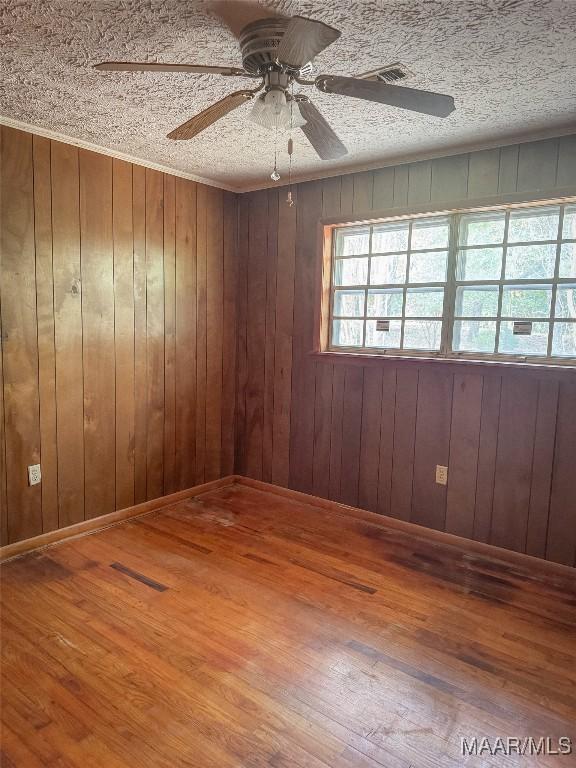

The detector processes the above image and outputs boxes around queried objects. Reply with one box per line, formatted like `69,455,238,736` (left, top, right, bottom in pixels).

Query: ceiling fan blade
94,62,248,76
297,99,347,161
276,16,340,68
316,75,456,118
167,89,255,140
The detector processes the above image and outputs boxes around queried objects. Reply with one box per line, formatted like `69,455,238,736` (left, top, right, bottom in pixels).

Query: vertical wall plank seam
407,368,421,522
443,372,456,531
30,135,42,530
541,382,560,559
111,158,117,514
76,146,86,522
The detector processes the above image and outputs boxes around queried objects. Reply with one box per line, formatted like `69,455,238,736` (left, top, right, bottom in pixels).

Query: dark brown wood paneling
79,149,115,520
33,136,58,533
412,368,453,531
339,366,364,508
271,187,297,487
312,362,333,500
0,127,42,541
236,135,575,566
289,181,323,493
51,139,84,529
376,367,397,517
221,191,238,476
112,159,135,511
546,382,576,566
473,374,501,543
195,184,208,484
132,164,148,504
175,178,197,490
526,380,558,558
163,174,176,495
206,187,224,482
245,190,267,479
390,367,419,521
445,373,482,539
0,128,236,545
262,188,279,483
144,169,165,500
491,376,538,552
358,367,383,512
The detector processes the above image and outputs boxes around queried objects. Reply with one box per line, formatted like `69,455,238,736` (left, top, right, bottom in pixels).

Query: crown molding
239,124,576,193
0,115,241,193
2,115,574,195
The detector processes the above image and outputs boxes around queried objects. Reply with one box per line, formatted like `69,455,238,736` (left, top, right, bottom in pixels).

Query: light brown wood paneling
0,126,237,545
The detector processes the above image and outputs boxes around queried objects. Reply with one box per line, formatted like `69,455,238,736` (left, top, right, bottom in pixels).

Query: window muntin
329,201,576,363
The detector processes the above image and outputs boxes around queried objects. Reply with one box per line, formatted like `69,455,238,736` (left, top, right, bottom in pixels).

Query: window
328,200,576,363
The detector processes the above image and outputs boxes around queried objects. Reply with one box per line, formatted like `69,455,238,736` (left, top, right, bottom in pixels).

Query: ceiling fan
94,14,456,162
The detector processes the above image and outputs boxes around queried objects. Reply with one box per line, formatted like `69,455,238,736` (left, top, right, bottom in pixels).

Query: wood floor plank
2,483,574,768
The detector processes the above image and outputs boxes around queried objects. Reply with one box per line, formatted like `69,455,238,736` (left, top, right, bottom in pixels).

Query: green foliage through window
330,202,576,361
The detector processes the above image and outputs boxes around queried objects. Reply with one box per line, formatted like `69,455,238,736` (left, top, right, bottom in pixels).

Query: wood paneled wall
235,135,576,567
0,126,238,545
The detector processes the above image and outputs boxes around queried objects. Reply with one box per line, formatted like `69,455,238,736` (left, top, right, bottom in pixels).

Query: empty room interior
1,1,576,765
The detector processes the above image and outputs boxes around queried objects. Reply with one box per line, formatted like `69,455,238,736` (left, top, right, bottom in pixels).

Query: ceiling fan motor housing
239,17,312,76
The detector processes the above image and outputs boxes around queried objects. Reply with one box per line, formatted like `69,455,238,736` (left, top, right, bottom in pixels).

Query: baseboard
3,473,572,578
233,476,575,578
0,476,236,562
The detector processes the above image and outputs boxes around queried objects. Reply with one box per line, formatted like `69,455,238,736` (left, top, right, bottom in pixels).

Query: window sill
310,349,576,379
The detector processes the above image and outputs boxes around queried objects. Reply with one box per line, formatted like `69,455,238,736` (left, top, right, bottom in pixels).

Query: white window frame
327,197,576,366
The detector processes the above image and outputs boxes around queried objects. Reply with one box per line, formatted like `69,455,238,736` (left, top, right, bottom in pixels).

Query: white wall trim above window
320,198,576,367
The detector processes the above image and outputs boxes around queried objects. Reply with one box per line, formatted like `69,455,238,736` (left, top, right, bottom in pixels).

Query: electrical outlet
435,465,448,486
28,464,41,486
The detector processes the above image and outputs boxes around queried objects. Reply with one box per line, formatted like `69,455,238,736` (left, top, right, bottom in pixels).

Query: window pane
453,320,496,353
457,247,503,281
332,319,363,347
554,285,576,319
370,253,407,284
459,212,505,246
405,288,444,317
409,251,447,283
411,218,450,250
505,244,557,279
334,290,365,317
334,257,368,286
552,322,576,357
498,321,549,355
372,222,409,253
365,319,402,348
559,243,576,278
562,205,576,240
367,289,403,317
508,207,560,242
335,228,370,257
403,320,442,350
501,285,552,318
455,286,499,317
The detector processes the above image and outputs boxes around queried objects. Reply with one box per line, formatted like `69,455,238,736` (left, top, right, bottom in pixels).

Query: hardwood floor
1,483,575,767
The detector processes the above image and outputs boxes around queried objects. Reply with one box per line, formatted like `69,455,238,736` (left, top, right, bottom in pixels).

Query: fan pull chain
287,137,294,207
270,123,280,181
286,83,295,207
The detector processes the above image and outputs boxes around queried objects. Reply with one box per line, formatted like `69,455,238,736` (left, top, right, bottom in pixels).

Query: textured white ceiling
1,0,576,191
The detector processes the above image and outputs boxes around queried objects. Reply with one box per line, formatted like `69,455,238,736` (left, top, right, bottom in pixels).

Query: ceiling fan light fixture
249,92,306,131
